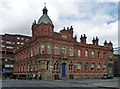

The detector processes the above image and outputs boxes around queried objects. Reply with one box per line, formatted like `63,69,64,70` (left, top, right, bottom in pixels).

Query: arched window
47,61,49,70
69,48,73,56
91,63,95,71
47,44,50,54
42,28,44,32
97,63,101,71
77,63,81,71
55,46,59,55
85,63,88,71
78,49,81,57
103,52,106,59
54,61,59,71
62,47,66,55
41,44,44,54
103,64,106,71
31,47,33,57
85,50,88,57
69,62,73,71
92,51,94,58
98,52,101,59
27,63,29,71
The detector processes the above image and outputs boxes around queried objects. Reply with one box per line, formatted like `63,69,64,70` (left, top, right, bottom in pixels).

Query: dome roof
38,14,53,25
37,6,53,26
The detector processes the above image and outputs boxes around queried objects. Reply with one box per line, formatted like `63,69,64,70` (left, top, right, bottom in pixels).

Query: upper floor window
55,46,59,55
42,28,44,32
47,44,50,54
21,38,24,40
98,52,101,59
41,44,44,54
103,64,106,71
97,63,101,71
31,48,33,57
92,51,94,58
17,37,20,40
77,63,81,71
6,41,12,44
78,49,81,57
62,47,66,55
21,42,24,45
1,45,5,48
69,48,73,56
26,38,29,42
103,52,106,59
17,42,20,44
1,40,5,42
109,52,112,60
85,50,88,57
6,46,13,49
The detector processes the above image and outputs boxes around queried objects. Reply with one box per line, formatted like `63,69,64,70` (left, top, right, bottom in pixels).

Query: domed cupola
37,4,54,27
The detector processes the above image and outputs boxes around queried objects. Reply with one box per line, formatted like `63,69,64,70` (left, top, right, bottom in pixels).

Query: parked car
101,74,113,79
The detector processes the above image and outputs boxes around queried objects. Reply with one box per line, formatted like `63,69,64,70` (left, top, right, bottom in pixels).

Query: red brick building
14,5,114,80
0,34,31,78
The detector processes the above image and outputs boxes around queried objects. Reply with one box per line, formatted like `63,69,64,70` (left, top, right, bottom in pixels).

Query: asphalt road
1,78,119,89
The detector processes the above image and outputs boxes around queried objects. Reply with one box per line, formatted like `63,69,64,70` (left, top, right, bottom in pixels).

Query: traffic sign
26,69,28,71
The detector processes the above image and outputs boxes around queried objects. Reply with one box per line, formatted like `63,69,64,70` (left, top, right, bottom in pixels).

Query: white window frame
69,48,73,56
78,49,81,57
41,44,44,54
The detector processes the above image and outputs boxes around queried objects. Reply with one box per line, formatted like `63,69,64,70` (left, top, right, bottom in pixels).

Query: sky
0,0,119,48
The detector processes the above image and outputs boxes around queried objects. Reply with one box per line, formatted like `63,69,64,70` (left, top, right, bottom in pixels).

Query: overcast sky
0,0,119,48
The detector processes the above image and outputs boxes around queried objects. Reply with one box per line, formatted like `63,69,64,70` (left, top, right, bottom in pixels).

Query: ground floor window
69,62,73,71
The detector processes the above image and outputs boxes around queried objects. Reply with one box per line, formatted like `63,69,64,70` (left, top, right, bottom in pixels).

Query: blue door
62,63,66,77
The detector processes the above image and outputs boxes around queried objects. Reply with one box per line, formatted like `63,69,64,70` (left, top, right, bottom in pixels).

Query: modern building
0,34,31,79
13,5,114,80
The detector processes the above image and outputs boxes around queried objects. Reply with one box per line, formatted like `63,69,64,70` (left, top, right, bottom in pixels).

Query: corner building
14,6,114,80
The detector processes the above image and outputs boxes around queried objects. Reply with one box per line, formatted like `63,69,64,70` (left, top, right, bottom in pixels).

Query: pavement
1,77,120,89
91,82,119,89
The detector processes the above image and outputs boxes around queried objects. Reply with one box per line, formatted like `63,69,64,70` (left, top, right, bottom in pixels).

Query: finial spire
44,3,46,7
43,3,48,15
